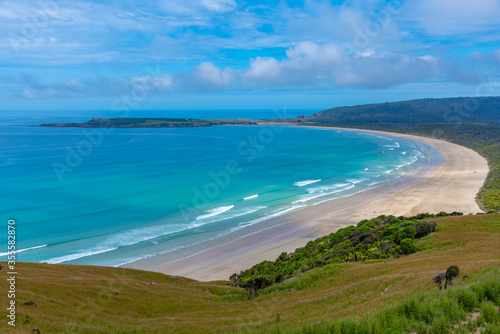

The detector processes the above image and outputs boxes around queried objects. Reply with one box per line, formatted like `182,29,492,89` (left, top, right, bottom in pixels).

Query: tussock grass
252,269,500,334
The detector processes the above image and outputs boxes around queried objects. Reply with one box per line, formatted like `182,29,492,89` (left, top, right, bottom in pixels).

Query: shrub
413,222,430,238
426,221,437,233
483,280,500,304
430,315,451,334
396,226,417,243
431,273,445,290
274,273,284,284
445,265,460,289
456,288,478,311
400,238,416,255
242,276,273,295
481,301,500,324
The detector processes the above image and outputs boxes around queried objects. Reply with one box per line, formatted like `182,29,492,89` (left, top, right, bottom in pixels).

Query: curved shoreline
125,127,489,281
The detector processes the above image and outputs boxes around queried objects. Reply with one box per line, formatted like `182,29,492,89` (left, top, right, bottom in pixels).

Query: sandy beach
127,127,489,281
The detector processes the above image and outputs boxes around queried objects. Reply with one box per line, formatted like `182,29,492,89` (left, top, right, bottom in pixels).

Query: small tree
400,238,416,255
396,226,416,243
426,221,437,233
445,265,460,289
413,222,430,238
431,272,445,290
242,276,273,295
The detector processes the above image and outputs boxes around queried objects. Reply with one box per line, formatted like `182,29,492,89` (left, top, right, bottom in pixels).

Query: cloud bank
0,0,498,101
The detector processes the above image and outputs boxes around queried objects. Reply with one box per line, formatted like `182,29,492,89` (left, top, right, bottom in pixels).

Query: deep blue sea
0,109,437,267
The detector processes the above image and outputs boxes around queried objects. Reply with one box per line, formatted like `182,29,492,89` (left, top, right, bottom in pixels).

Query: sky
1,0,500,111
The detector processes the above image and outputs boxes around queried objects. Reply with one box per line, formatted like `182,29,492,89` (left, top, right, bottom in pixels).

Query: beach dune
126,128,489,281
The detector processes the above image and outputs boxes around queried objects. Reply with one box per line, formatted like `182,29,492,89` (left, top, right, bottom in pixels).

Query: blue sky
1,0,500,111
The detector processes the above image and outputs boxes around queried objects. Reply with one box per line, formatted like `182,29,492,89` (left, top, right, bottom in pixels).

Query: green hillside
1,213,499,333
313,97,500,124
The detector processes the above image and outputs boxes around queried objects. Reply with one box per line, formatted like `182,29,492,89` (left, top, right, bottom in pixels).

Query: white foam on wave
313,185,376,206
0,244,47,257
196,205,266,225
367,180,385,186
294,184,355,203
43,247,119,264
346,178,367,184
384,142,400,148
229,204,307,232
244,194,258,200
292,193,328,203
394,154,420,172
39,205,267,264
307,183,350,194
294,179,321,187
196,205,234,220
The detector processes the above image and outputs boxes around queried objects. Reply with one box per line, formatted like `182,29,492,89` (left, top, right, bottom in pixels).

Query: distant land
312,96,500,124
40,117,258,128
40,97,500,128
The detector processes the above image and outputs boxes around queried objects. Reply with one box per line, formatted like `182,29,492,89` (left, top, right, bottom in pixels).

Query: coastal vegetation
40,117,258,128
312,97,500,124
231,213,453,294
2,213,498,333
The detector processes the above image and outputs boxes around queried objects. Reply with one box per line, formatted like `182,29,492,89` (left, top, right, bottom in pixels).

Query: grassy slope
1,213,499,333
313,97,500,124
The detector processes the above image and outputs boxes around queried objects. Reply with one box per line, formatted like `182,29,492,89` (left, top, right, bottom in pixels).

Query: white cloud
245,57,281,81
9,40,472,99
405,0,500,35
243,41,446,89
201,0,237,13
468,49,500,68
160,0,236,15
334,52,443,88
130,75,174,92
286,41,345,66
191,62,233,86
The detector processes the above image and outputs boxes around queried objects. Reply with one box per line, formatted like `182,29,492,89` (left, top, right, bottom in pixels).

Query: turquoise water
0,110,438,267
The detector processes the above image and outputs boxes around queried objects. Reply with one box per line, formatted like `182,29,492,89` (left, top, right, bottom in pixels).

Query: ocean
0,109,439,267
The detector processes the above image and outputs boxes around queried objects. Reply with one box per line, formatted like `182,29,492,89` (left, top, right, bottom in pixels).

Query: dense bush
400,238,416,255
445,265,461,289
314,97,500,124
231,213,452,292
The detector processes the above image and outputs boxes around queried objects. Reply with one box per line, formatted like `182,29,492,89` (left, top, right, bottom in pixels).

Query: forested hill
313,97,500,124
